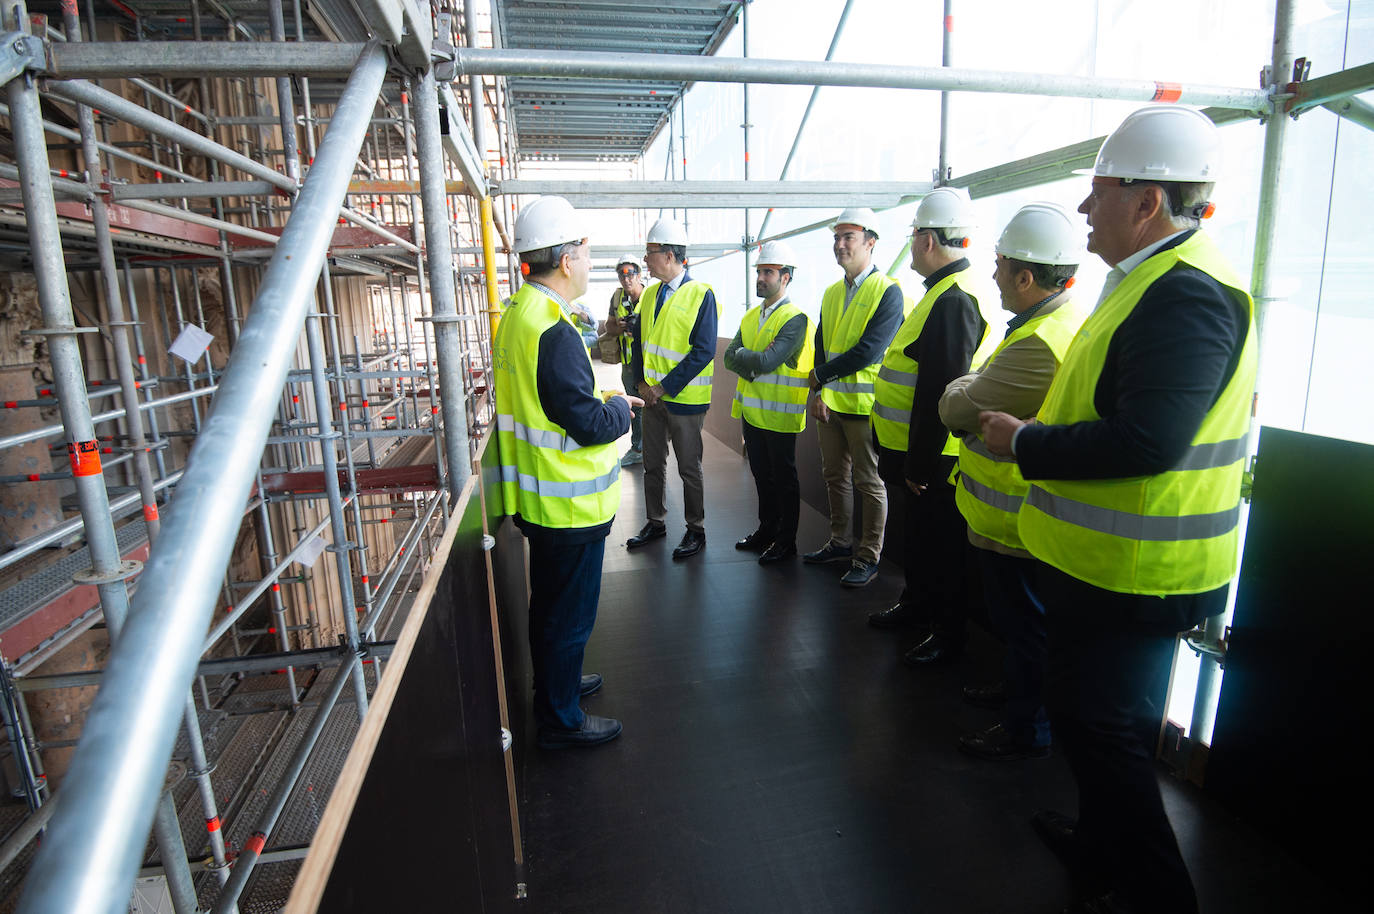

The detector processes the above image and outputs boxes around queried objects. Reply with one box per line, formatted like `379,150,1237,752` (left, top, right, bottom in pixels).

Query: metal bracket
21,326,100,337
1183,628,1227,667
73,559,143,586
433,12,457,82
0,32,45,88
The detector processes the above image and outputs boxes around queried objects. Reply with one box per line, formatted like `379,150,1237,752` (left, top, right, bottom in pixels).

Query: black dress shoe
868,602,924,630
626,521,666,549
672,529,706,559
962,681,1006,709
957,723,1050,761
734,530,773,552
579,673,603,697
537,713,623,749
901,632,964,667
758,542,796,564
1031,809,1081,867
1060,891,1136,914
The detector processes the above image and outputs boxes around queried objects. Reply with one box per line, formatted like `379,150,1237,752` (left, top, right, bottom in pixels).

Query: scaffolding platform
0,520,149,670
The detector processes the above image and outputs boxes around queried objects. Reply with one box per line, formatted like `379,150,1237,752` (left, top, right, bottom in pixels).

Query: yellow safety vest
493,283,621,528
871,267,993,454
1017,232,1258,595
730,300,815,433
954,297,1087,550
612,287,639,365
639,278,720,407
818,271,899,414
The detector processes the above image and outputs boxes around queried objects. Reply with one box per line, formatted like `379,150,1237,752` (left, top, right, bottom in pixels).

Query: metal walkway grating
0,519,147,631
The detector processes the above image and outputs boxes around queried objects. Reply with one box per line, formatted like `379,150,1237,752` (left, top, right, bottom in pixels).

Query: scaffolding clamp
1183,627,1229,667
72,559,142,586
432,12,457,82
0,32,45,88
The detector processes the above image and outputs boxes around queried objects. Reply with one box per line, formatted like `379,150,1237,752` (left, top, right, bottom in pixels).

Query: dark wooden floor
518,432,1340,913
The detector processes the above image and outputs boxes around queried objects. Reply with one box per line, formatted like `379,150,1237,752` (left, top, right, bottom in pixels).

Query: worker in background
938,203,1087,762
805,208,904,587
980,106,1255,913
724,241,814,565
625,218,721,560
868,188,990,665
607,257,645,466
493,196,641,750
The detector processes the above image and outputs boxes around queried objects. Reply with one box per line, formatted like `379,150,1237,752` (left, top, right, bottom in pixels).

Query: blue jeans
527,534,606,730
977,548,1050,748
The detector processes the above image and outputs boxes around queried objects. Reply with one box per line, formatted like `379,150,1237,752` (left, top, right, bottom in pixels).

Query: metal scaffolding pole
453,47,1270,111
16,41,389,914
210,654,359,914
3,0,136,674
937,0,953,182
1186,0,1296,753
267,0,301,184
47,78,296,192
741,0,750,287
304,310,371,711
754,0,855,243
414,66,473,495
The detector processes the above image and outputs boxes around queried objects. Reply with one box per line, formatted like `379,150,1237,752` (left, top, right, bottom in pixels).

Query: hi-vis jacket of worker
814,270,905,416
609,287,639,365
1015,231,1258,596
950,295,1088,554
493,282,628,530
872,264,995,458
637,274,721,409
727,297,815,434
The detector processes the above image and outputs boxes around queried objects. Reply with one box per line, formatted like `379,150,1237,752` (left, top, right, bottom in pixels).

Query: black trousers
979,548,1050,748
877,447,968,637
527,534,607,731
1038,563,1222,913
741,419,800,547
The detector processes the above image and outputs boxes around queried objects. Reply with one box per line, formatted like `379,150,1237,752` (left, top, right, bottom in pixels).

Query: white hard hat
996,203,1084,266
755,240,798,269
513,196,586,254
1081,105,1220,183
646,218,688,246
615,257,641,273
830,207,879,237
913,187,976,231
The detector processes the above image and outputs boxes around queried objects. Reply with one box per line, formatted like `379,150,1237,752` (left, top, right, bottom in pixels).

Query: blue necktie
655,281,668,318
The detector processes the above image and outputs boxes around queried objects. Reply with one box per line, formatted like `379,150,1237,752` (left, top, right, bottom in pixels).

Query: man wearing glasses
625,218,720,560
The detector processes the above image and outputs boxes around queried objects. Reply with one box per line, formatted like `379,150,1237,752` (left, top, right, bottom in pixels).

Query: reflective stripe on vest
1024,486,1239,541
871,267,989,453
498,462,621,500
491,283,621,528
640,278,719,406
953,297,1087,550
818,272,898,414
1016,231,1258,596
730,301,814,432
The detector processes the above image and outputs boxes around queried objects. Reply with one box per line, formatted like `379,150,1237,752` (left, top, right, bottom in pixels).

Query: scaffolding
0,0,1370,910
0,0,517,908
